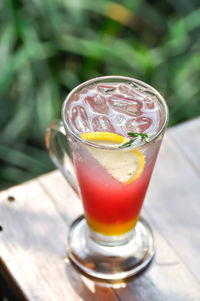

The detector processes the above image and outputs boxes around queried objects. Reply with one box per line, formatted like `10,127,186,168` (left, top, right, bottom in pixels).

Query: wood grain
0,118,200,300
143,132,200,283
0,179,118,301
39,170,200,301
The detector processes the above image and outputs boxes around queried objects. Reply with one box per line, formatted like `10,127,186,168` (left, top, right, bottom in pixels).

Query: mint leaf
119,132,149,149
119,140,135,149
128,132,149,142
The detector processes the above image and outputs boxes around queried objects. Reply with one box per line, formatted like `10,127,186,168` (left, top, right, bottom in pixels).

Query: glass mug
45,76,168,280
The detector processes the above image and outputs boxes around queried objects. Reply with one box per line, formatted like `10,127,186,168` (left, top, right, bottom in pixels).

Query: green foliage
0,0,200,189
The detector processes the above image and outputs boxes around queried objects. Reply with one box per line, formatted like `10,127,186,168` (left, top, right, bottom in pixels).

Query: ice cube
85,94,109,114
125,117,152,133
92,116,115,132
96,84,117,95
118,84,145,101
109,95,141,116
79,87,90,95
115,114,126,126
71,105,90,133
142,97,158,112
70,93,80,102
118,84,130,95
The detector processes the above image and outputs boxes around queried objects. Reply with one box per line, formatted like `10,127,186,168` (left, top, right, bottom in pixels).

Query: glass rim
62,75,169,150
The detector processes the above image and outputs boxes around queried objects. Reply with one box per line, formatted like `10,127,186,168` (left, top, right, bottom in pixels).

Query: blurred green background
0,0,200,190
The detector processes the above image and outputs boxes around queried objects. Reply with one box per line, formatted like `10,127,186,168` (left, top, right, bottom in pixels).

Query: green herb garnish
120,132,149,149
119,140,135,148
128,132,149,142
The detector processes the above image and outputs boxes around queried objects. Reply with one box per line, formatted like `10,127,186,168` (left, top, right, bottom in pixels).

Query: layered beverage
65,80,166,236
46,75,168,279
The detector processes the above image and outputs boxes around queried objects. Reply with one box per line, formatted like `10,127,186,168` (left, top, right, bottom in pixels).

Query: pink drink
65,82,165,235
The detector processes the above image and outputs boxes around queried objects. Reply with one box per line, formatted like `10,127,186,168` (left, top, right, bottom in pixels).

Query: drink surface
66,82,164,142
65,81,165,236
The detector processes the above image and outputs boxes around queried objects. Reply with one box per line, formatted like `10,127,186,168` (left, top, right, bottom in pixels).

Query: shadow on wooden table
65,258,159,301
0,272,17,301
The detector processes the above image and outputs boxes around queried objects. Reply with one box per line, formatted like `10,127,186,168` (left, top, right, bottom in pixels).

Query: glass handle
45,119,79,195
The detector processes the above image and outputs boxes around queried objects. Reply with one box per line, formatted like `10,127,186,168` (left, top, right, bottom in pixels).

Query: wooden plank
64,261,120,301
0,179,119,301
40,119,200,285
0,119,200,300
143,132,200,283
39,169,200,300
111,120,200,300
114,216,200,301
168,117,200,173
38,171,82,226
0,260,28,301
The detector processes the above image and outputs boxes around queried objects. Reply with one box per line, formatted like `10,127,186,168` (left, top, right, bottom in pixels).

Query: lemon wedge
81,132,145,184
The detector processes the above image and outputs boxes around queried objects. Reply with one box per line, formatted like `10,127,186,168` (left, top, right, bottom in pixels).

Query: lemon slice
81,132,145,184
81,132,125,146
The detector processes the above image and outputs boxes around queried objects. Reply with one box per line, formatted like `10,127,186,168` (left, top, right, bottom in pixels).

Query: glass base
66,215,155,280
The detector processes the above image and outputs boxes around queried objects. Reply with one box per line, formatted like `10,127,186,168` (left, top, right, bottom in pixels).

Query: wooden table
0,118,200,301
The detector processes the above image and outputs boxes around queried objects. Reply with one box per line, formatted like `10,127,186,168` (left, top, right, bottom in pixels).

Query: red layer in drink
73,151,154,235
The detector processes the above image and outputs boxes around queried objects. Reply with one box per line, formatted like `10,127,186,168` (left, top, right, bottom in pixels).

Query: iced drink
46,76,168,279
65,81,165,236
